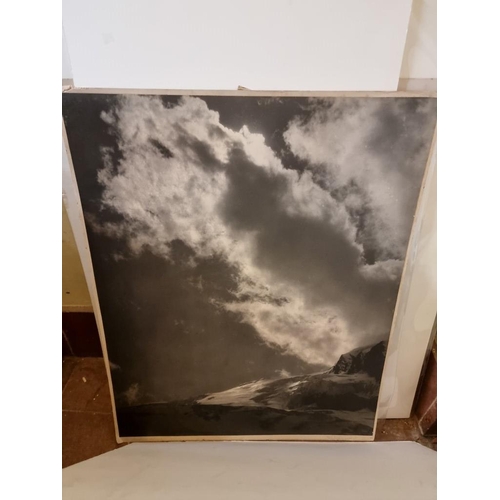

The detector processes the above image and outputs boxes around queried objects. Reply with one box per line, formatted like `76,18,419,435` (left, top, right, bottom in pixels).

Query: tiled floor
62,357,127,468
62,357,436,468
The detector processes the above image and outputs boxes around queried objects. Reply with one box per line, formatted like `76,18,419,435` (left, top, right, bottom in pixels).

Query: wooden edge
62,122,122,445
397,78,437,92
63,87,437,98
118,433,374,443
62,304,94,313
374,126,437,425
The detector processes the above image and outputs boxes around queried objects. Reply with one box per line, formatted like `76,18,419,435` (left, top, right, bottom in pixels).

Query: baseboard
62,312,102,357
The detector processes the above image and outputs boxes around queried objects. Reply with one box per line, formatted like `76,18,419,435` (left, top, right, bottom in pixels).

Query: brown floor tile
62,357,80,391
62,411,125,468
418,400,437,435
375,417,421,442
425,421,437,437
62,357,113,413
415,352,437,419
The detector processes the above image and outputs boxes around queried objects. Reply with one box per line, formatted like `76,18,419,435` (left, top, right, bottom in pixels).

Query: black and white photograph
62,92,437,439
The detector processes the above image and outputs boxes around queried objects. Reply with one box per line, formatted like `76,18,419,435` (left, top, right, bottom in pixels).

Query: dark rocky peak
330,340,388,379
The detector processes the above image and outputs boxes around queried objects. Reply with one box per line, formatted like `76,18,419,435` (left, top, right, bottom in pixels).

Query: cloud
92,95,435,367
283,98,436,264
117,382,141,406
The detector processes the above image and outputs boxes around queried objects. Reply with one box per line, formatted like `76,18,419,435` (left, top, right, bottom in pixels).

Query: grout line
419,396,437,422
62,357,81,394
417,396,437,435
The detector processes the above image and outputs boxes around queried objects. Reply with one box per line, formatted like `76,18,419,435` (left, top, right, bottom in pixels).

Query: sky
63,93,436,405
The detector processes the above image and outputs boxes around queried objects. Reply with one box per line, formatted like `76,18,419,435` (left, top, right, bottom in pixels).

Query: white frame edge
378,133,437,418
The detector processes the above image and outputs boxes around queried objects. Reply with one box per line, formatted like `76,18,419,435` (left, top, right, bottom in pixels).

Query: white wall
400,0,437,79
62,0,437,87
62,200,92,312
62,0,413,90
62,27,73,79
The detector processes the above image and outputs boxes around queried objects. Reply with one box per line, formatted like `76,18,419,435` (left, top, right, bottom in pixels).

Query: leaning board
62,90,437,441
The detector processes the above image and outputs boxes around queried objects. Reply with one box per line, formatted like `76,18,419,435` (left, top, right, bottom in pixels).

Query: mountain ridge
195,340,388,413
116,340,388,437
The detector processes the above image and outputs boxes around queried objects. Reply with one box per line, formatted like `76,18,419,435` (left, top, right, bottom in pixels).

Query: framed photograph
62,90,436,441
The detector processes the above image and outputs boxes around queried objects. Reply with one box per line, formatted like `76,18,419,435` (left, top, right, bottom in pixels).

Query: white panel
400,0,437,78
63,442,436,499
62,26,73,79
63,0,412,90
378,142,436,418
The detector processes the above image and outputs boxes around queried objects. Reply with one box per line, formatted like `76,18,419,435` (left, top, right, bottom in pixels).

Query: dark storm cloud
149,138,174,159
220,147,398,338
202,95,314,173
173,127,225,173
89,238,320,405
